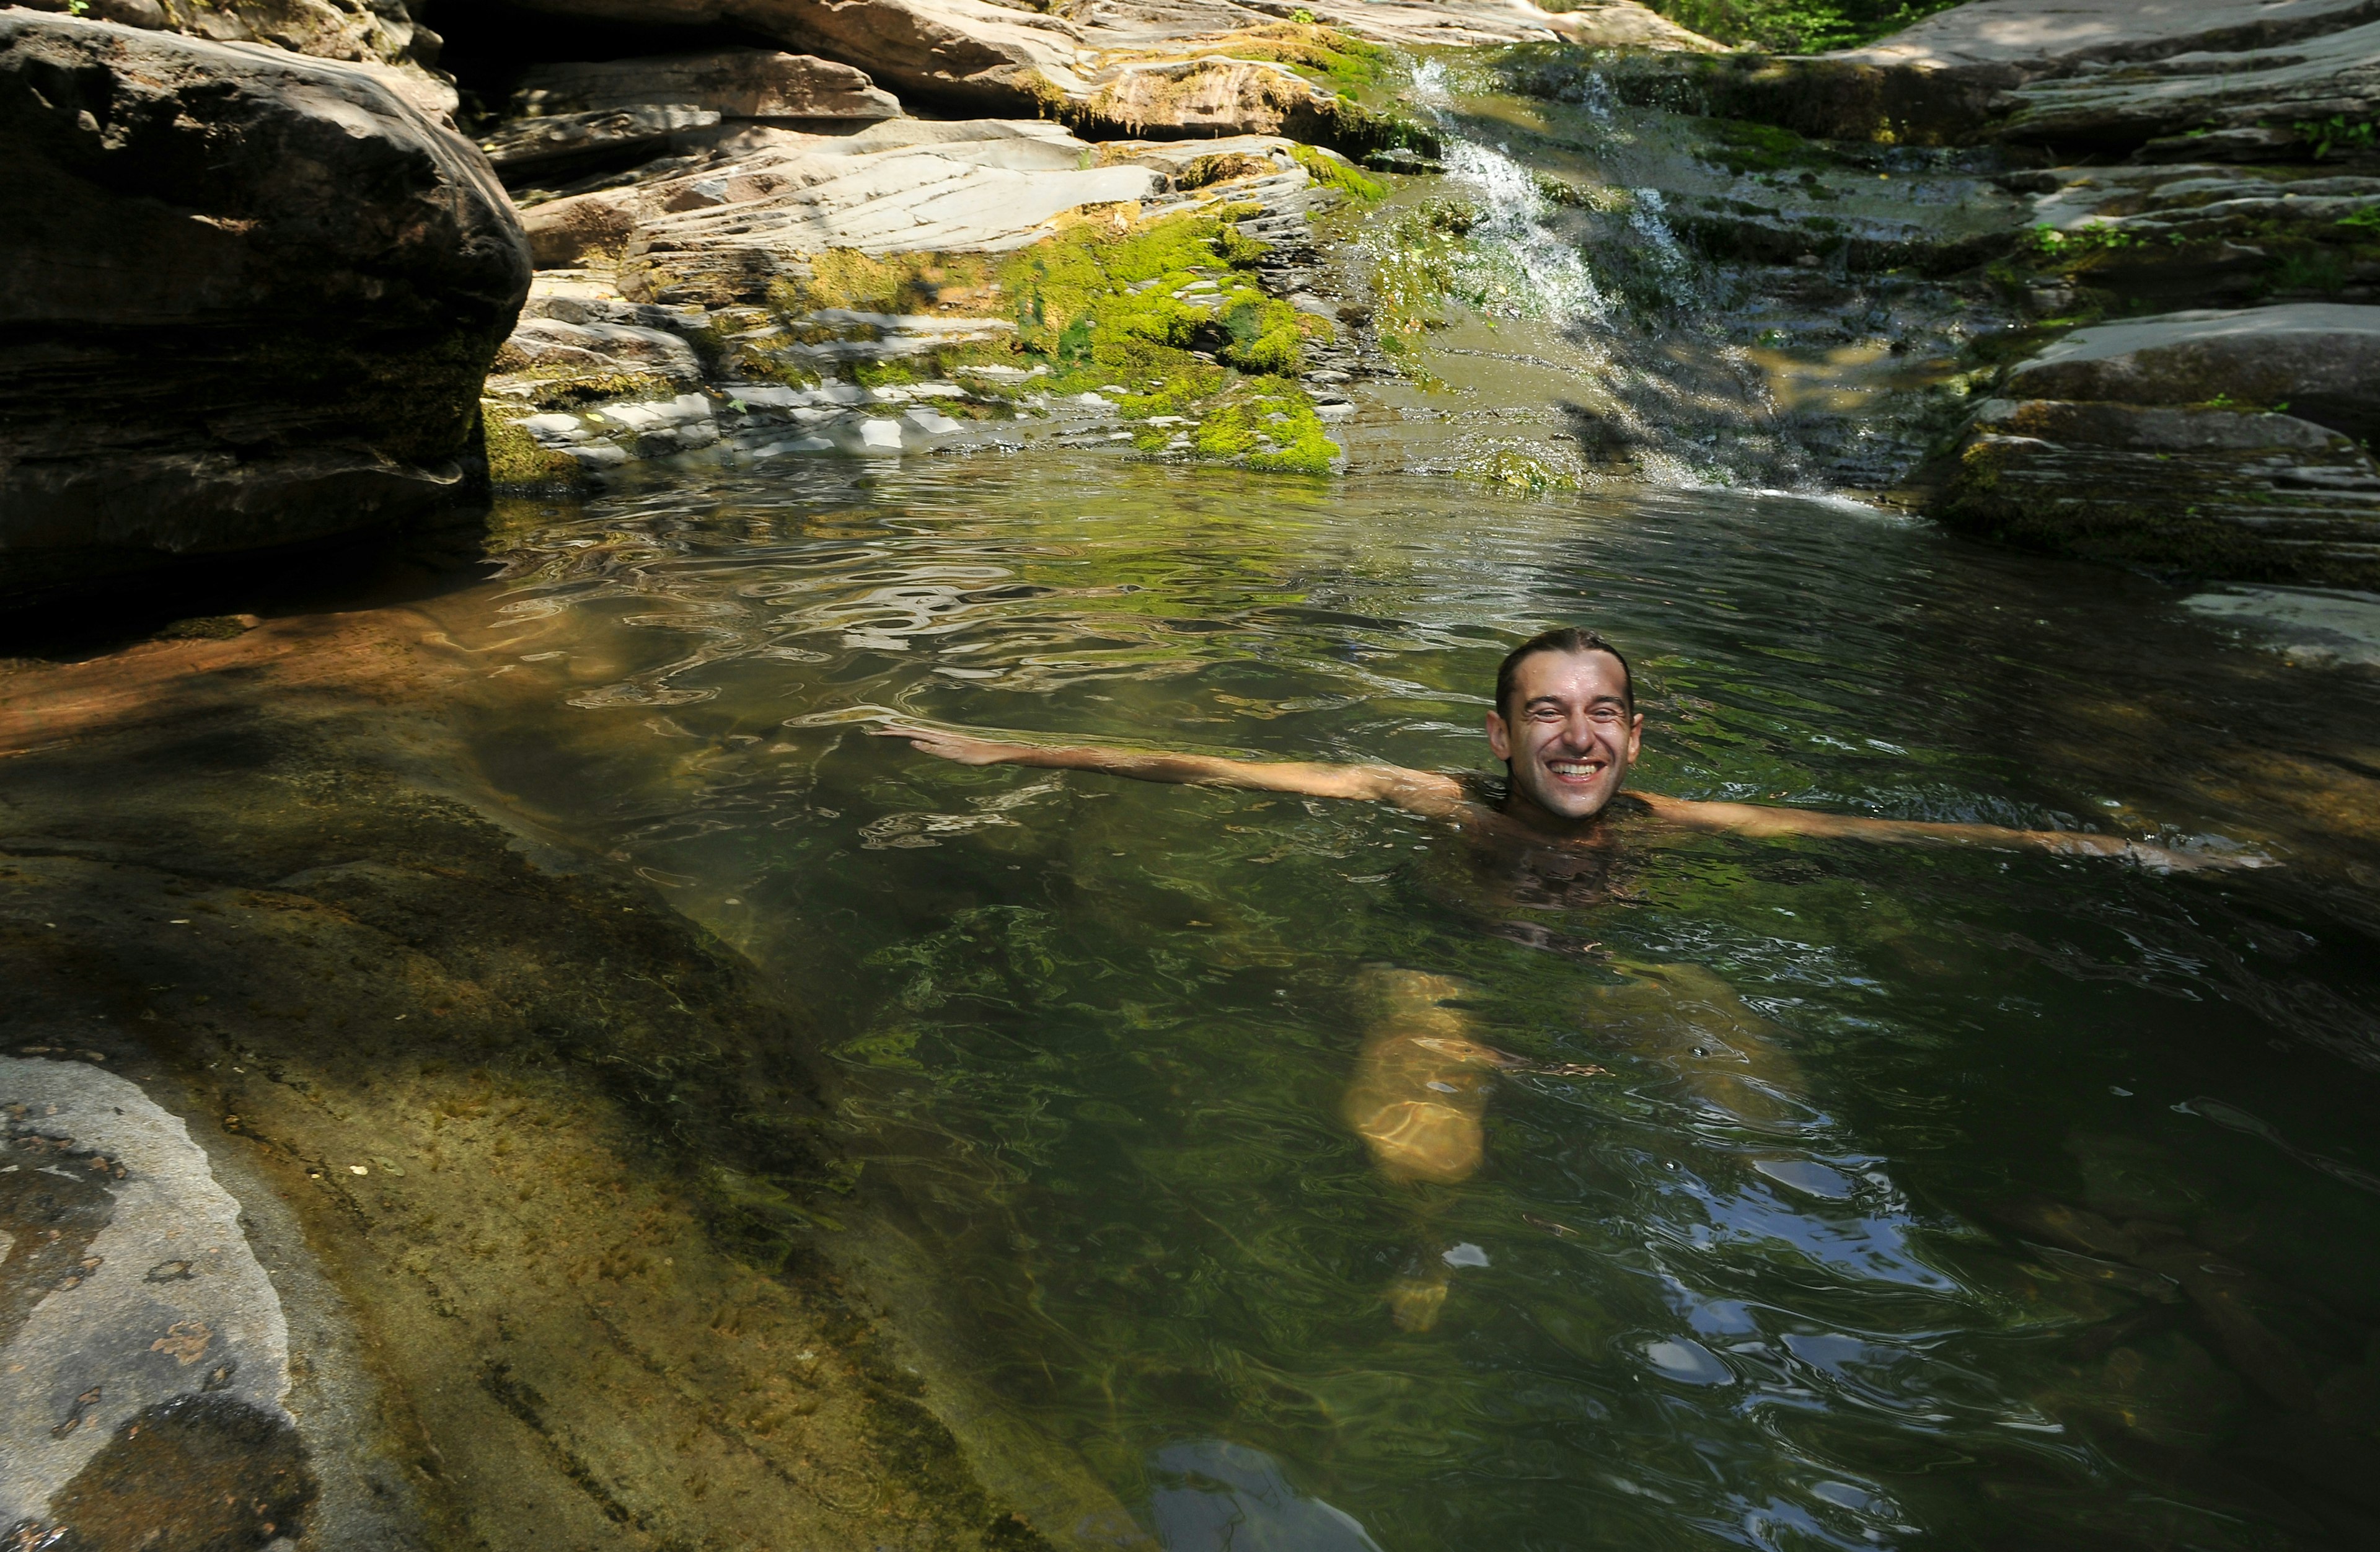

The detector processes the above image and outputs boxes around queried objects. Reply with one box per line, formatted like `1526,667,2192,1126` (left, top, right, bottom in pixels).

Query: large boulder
16,0,444,69
2004,304,2380,442
0,14,531,605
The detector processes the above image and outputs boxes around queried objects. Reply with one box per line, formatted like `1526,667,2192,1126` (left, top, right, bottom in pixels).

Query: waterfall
1406,59,1610,326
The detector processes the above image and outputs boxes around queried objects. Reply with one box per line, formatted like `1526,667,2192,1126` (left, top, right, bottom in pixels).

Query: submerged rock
0,1056,309,1547
0,13,530,607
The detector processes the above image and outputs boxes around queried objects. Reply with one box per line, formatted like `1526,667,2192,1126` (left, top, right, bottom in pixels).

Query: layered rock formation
513,45,900,120
485,131,1360,478
0,12,529,604
500,0,1095,110
1935,306,2380,585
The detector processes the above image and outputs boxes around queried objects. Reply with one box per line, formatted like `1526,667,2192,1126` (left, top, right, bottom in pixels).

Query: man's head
1485,628,1642,826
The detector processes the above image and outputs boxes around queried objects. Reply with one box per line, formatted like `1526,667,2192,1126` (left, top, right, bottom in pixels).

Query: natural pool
423,456,2380,1551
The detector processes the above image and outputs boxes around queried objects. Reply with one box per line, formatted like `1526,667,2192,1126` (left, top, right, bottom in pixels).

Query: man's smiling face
1485,648,1643,826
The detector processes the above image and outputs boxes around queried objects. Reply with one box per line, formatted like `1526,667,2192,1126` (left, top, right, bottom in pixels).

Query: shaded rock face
514,45,900,120
501,0,1090,110
0,14,531,606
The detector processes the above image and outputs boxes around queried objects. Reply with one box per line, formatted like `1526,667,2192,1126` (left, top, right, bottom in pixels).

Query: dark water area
420,457,2380,1550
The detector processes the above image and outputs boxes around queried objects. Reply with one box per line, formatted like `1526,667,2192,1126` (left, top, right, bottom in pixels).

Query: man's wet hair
1494,627,1634,720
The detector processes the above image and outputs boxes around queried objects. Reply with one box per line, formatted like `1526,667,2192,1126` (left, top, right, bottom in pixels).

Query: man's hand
868,724,1040,767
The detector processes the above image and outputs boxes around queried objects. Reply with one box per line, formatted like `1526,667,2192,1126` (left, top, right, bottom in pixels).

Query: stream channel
418,447,2380,1551
15,46,2380,1552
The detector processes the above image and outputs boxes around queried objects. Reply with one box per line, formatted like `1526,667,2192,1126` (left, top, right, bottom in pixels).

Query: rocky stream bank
3,2,2380,1548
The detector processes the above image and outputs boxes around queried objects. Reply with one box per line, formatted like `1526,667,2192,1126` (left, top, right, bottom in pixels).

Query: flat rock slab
534,119,1171,301
1,1057,306,1546
2006,302,2380,441
1836,0,2380,74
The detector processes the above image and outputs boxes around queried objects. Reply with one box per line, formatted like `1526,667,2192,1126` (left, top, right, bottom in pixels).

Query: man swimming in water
872,625,2249,872
875,627,2257,1326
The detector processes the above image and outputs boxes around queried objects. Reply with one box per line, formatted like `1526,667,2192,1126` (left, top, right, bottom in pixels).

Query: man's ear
1626,711,1644,761
1486,710,1512,761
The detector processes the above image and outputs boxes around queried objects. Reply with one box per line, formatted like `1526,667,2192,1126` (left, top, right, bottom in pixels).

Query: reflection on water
427,457,2380,1549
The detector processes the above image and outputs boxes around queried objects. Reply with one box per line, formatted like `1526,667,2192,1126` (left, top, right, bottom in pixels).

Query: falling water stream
412,455,2380,1551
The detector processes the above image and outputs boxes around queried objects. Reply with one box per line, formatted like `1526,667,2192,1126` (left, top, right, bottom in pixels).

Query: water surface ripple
436,459,2380,1551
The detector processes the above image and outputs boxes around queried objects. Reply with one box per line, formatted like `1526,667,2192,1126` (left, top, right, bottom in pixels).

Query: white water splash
1407,59,1608,325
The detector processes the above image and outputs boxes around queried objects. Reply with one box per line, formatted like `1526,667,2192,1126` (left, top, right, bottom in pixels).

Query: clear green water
439,458,2380,1550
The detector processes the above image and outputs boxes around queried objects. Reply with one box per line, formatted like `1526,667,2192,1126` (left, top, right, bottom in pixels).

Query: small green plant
65,1,90,15
2028,221,2140,257
2293,116,2378,161
2271,247,2350,293
2338,205,2380,232
1292,7,1316,20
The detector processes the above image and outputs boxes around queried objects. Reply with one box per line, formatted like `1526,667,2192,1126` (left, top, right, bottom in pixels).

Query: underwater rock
0,12,529,607
0,1056,308,1545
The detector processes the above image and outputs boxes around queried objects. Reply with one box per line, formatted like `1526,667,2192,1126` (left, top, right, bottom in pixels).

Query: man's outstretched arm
1633,792,2268,871
872,725,1470,816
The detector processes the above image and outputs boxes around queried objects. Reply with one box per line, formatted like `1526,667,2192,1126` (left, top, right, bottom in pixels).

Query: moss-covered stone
482,409,584,494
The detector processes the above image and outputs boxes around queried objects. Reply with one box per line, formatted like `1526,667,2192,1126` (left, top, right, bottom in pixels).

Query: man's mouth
1545,759,1606,783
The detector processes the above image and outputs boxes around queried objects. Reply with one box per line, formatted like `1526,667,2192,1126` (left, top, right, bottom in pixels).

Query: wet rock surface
0,13,529,607
0,604,1093,1550
0,1056,306,1548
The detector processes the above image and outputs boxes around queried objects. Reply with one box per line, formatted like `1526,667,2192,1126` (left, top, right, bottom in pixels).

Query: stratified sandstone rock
1996,17,2380,151
0,14,530,604
515,47,901,121
503,0,1091,110
519,118,1163,296
2005,304,2380,441
1934,395,2380,585
1090,53,1326,136
19,0,446,68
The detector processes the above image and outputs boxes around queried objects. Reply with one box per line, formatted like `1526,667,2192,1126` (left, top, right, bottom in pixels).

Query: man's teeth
1548,761,1602,777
